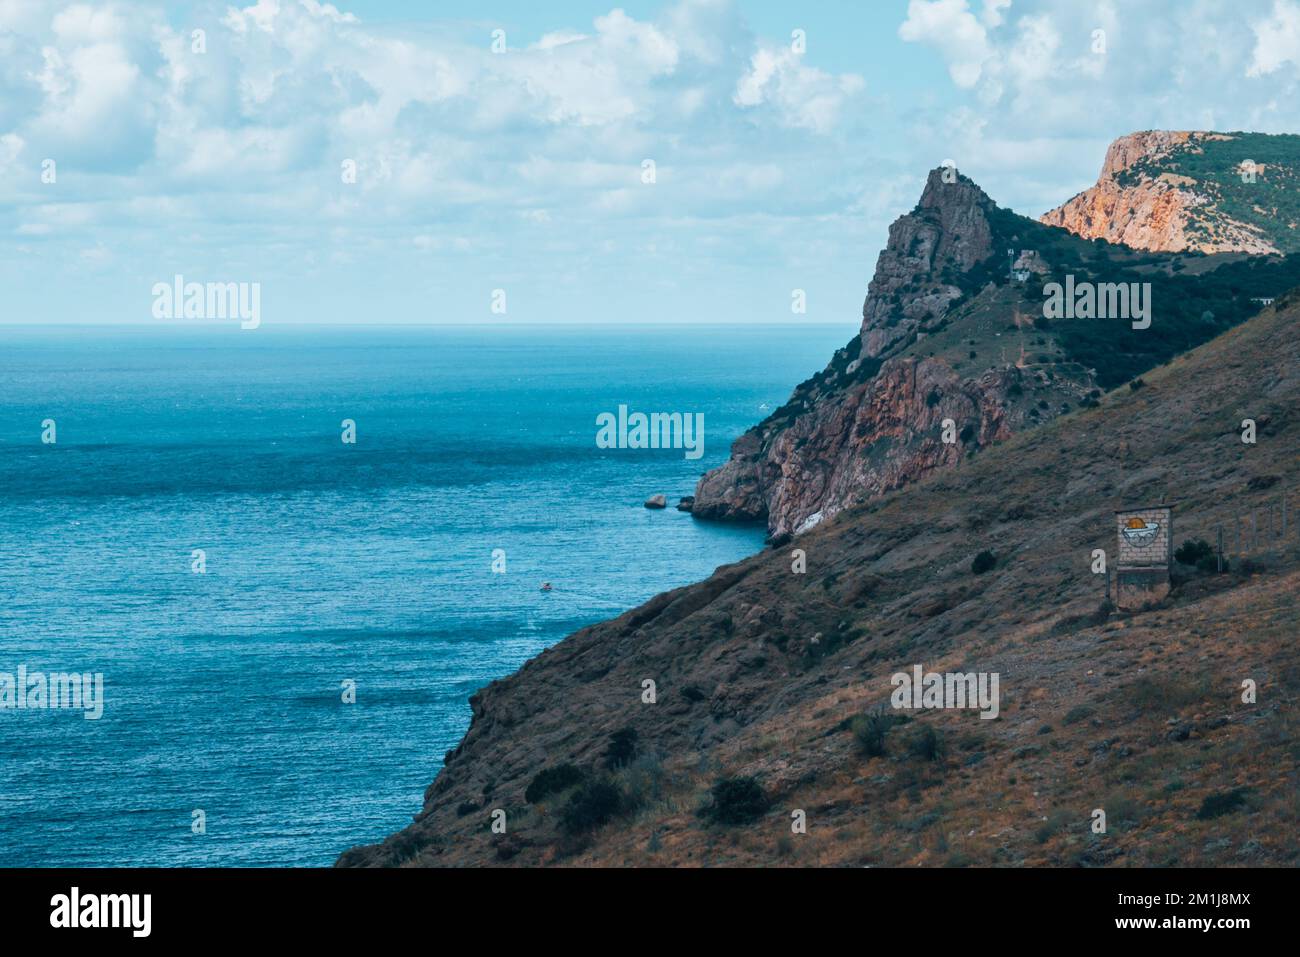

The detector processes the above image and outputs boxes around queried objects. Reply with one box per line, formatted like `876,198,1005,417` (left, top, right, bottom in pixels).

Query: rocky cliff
692,135,1300,538
692,168,1089,536
1040,130,1300,254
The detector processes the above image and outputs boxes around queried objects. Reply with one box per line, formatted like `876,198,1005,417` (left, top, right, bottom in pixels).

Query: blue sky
5,0,1300,326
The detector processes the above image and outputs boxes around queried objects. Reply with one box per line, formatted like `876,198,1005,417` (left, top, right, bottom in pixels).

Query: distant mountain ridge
1041,130,1300,254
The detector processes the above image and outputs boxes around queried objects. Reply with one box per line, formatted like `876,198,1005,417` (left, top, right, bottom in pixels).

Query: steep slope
1041,130,1300,254
691,169,1067,534
692,160,1300,537
341,292,1300,868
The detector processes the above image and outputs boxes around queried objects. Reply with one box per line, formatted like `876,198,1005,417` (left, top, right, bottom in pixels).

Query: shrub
1034,808,1072,844
616,753,663,810
602,727,639,770
703,776,769,826
1196,553,1227,573
1129,675,1211,713
907,724,946,762
559,779,624,834
1196,788,1250,820
1063,704,1095,726
851,708,896,757
524,763,586,804
971,550,997,574
1174,538,1214,566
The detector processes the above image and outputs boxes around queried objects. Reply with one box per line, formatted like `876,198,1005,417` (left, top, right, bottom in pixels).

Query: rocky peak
860,168,997,359
1098,130,1198,178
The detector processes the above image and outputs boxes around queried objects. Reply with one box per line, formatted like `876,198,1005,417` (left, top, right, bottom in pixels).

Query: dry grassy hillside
341,295,1300,868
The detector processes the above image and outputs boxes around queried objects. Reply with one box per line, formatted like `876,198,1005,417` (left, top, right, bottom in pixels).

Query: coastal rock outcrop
692,167,1053,536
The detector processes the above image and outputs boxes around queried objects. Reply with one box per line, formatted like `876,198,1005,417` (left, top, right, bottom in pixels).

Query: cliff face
693,356,1022,535
1040,130,1295,254
859,169,996,358
691,168,1090,537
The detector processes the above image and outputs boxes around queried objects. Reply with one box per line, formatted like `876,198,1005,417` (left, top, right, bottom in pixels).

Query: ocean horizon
0,322,850,866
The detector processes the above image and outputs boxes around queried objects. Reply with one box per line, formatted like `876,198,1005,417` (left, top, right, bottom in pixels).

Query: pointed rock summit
861,167,998,358
691,167,1045,535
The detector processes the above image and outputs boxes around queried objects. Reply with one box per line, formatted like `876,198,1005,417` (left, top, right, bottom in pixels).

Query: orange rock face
1040,131,1278,254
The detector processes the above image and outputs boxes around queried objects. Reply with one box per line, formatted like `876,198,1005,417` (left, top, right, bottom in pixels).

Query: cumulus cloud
1247,0,1300,75
6,0,1300,326
734,44,865,133
898,0,994,88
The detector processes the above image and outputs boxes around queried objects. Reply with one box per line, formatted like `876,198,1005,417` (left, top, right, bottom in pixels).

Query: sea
0,323,849,866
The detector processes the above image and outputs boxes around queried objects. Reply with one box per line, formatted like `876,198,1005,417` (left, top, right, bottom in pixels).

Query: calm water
0,323,848,866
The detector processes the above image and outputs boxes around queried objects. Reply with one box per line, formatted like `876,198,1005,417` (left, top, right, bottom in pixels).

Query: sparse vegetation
524,763,586,804
1175,538,1214,566
850,708,897,757
603,727,639,770
1127,675,1212,714
559,779,625,834
1195,787,1251,820
907,724,946,762
1063,704,1096,726
971,550,997,574
702,776,769,826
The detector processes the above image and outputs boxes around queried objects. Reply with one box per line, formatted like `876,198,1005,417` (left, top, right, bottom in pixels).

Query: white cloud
982,0,1012,28
1247,0,1300,76
7,0,1300,326
899,0,993,88
734,45,864,132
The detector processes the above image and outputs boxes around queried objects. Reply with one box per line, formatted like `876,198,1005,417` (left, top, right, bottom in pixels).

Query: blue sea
0,323,848,866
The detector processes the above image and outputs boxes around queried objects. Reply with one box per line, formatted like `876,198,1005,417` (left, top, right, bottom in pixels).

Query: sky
5,0,1300,326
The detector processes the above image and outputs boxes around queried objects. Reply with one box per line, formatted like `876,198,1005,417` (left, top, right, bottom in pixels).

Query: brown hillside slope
342,298,1300,868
